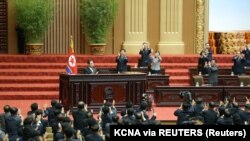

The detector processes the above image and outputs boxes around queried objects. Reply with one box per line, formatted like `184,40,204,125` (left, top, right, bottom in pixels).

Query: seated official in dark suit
116,49,128,73
84,59,99,74
204,59,218,86
232,51,247,75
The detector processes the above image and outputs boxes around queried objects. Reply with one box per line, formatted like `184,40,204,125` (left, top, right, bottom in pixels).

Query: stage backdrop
7,0,197,54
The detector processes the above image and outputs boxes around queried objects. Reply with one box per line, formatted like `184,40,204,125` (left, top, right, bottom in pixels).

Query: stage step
0,76,59,83
0,83,59,91
166,69,189,76
0,54,235,102
0,69,64,76
0,91,58,100
169,76,190,84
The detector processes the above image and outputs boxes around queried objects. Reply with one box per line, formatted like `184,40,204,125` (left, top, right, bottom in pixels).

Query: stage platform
0,54,234,122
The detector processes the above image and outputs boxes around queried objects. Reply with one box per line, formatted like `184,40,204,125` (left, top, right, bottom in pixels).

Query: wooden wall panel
44,0,82,54
0,0,8,53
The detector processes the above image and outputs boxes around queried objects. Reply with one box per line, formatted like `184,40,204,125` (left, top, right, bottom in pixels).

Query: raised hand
246,97,250,104
84,104,88,111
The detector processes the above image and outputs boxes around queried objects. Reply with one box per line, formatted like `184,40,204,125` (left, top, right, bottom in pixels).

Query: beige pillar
194,0,207,53
158,0,184,54
123,0,147,54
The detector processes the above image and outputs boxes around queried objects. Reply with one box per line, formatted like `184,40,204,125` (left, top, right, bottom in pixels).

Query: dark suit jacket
84,67,98,74
201,109,218,125
242,48,250,64
198,56,209,75
6,115,22,141
206,65,218,86
232,56,246,75
72,109,88,130
85,133,104,141
116,56,128,73
139,49,151,67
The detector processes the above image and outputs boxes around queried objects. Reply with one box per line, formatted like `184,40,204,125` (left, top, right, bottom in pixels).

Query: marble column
157,0,184,54
123,0,147,54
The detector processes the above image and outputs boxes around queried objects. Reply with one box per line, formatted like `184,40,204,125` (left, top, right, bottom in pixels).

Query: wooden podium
59,72,147,110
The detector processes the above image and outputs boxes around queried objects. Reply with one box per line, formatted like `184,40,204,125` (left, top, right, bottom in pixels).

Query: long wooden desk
59,73,146,110
154,86,250,106
78,67,169,92
146,74,169,93
189,67,250,85
191,75,239,86
78,67,166,75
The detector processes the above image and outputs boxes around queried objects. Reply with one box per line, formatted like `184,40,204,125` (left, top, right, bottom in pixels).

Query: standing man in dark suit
203,43,213,61
116,49,128,73
232,51,246,75
205,59,218,86
139,42,153,67
241,44,250,67
72,101,88,132
198,51,209,75
200,102,218,125
84,59,99,74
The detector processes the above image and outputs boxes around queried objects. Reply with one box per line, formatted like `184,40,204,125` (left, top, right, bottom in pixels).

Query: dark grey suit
116,56,128,73
84,67,98,74
207,65,218,86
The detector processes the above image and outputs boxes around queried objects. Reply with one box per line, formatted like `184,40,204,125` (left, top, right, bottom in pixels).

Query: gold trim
194,0,205,53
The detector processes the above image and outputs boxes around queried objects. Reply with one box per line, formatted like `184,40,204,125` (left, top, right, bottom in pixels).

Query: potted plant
15,0,54,55
79,0,119,55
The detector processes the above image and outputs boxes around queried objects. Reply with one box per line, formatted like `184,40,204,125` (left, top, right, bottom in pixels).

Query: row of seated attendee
174,95,250,125
83,42,162,75
0,96,158,141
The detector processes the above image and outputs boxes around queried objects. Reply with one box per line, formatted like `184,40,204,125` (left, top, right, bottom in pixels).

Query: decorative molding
194,0,206,54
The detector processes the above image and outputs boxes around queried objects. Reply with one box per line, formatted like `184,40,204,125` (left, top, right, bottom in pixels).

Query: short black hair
35,109,43,116
3,105,10,113
10,107,18,115
55,103,63,110
31,103,38,111
127,108,134,116
102,106,109,114
87,59,93,64
77,101,85,109
120,48,126,52
64,126,75,138
195,97,203,104
209,102,216,108
51,99,57,106
126,101,133,109
112,115,119,122
90,124,100,132
23,116,34,125
88,118,97,127
182,102,191,110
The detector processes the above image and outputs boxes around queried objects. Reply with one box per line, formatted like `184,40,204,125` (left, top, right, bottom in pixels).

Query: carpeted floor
0,100,178,121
